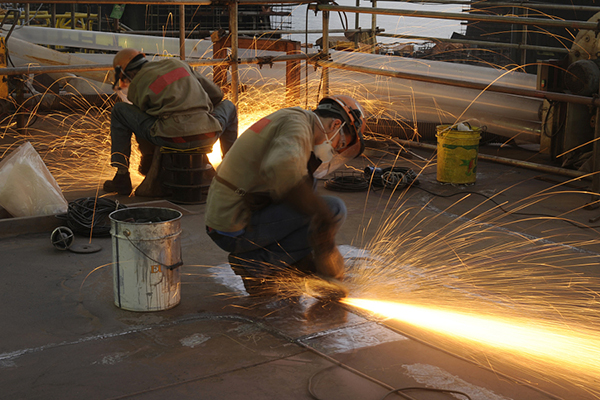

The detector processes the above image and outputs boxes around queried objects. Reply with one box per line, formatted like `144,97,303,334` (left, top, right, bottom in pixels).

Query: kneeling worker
104,48,238,195
205,95,365,295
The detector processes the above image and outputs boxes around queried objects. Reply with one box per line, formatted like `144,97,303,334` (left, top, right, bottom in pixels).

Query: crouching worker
205,95,365,296
104,48,238,195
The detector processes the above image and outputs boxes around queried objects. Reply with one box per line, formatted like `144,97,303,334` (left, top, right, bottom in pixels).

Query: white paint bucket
109,207,183,312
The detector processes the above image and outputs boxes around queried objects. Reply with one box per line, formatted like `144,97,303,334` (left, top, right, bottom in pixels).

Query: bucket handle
124,234,183,270
439,121,476,137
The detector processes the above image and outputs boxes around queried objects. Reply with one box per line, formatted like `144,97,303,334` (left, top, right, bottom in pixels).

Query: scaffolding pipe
314,59,600,108
229,0,239,105
0,53,314,76
179,4,185,60
371,0,377,53
397,139,588,180
11,0,212,4
378,0,600,13
315,4,600,31
322,10,330,97
378,33,570,54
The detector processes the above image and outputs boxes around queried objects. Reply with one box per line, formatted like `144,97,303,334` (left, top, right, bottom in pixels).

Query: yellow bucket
436,124,481,184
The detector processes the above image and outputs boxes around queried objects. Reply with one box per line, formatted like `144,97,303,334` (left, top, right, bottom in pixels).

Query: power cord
379,387,472,400
365,166,419,190
324,171,370,192
331,164,600,230
413,185,600,230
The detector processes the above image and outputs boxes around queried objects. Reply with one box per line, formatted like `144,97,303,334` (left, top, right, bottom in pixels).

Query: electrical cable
413,185,600,230
324,172,370,192
307,365,338,400
380,387,472,400
357,164,600,230
57,197,127,237
365,166,419,190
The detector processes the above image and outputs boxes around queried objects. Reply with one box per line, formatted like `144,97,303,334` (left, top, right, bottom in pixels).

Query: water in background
282,0,464,46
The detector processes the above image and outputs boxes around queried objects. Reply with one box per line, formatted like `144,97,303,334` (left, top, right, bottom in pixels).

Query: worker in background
205,95,365,295
104,48,238,195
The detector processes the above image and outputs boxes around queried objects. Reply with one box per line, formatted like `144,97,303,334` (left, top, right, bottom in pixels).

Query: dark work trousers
110,99,238,169
208,195,347,281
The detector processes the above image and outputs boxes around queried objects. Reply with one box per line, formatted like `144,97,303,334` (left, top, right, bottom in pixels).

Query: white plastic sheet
0,142,68,217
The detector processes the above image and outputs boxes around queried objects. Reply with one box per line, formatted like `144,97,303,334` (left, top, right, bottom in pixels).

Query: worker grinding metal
104,48,238,195
205,95,365,296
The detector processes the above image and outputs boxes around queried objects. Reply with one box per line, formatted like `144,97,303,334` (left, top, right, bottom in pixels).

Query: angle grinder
304,275,349,301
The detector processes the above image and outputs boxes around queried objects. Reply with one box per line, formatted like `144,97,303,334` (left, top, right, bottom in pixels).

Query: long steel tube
378,33,570,55
0,53,313,76
378,0,600,13
315,4,600,31
179,5,185,60
397,139,588,180
229,0,239,105
314,59,600,108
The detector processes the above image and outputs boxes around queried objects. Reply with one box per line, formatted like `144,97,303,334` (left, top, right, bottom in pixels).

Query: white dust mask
313,114,344,163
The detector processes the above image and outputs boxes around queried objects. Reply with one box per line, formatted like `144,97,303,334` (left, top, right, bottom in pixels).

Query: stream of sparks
342,297,600,393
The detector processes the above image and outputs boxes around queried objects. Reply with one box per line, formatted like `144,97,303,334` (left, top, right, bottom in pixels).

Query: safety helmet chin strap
316,103,357,146
125,54,148,72
113,54,148,89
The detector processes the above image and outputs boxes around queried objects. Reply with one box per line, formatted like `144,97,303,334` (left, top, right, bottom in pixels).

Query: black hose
57,197,127,237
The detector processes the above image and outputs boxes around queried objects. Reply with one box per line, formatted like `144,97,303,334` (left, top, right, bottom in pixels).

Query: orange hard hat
313,95,367,178
113,48,144,70
316,95,365,153
113,48,147,88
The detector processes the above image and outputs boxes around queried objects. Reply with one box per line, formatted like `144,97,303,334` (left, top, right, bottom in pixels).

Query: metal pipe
315,4,600,31
0,53,314,76
229,0,239,105
322,9,330,97
179,4,185,60
371,0,377,53
367,0,600,13
355,0,359,30
378,33,569,54
520,7,528,66
396,139,588,180
51,4,56,28
238,28,366,36
14,0,212,4
470,3,600,13
313,59,600,108
126,28,362,37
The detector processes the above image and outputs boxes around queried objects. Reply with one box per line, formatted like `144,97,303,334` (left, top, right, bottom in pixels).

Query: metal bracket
256,55,274,69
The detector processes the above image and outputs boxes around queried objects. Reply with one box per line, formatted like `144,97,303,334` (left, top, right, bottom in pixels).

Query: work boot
103,171,132,195
138,154,153,176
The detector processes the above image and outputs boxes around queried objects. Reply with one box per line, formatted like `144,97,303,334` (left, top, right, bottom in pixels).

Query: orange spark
343,297,600,396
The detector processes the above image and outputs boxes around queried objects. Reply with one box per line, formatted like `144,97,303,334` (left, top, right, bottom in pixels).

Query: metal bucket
109,207,183,312
436,124,481,184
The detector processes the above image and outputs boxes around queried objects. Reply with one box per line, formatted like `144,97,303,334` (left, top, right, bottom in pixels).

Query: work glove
283,176,346,280
314,245,345,280
311,212,345,280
